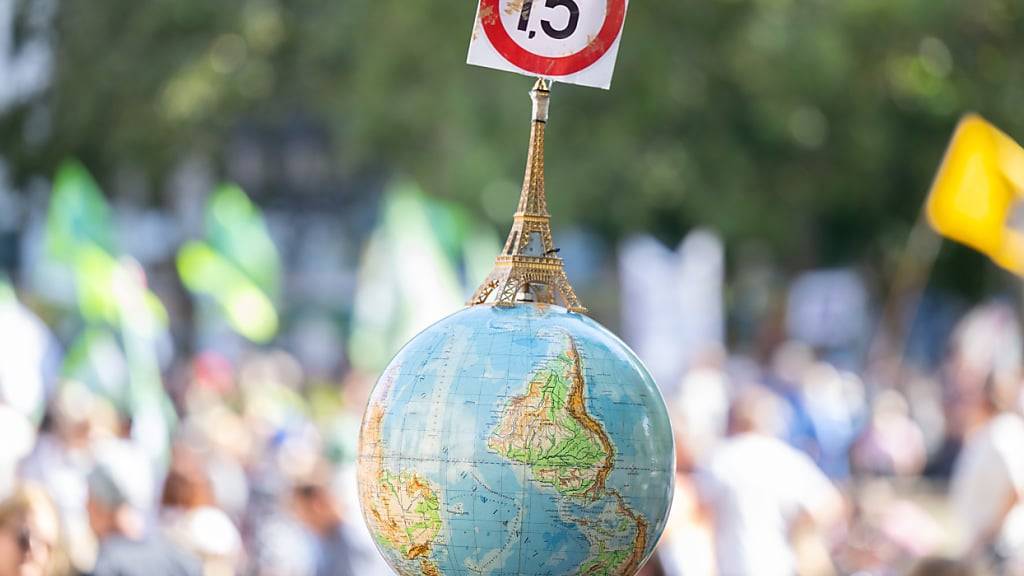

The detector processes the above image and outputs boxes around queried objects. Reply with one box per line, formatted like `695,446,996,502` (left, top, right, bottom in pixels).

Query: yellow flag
926,114,1024,274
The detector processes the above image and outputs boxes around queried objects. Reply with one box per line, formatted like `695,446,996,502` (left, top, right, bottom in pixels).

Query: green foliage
6,0,1024,268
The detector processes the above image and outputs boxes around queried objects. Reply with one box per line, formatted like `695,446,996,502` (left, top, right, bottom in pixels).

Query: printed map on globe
358,304,675,576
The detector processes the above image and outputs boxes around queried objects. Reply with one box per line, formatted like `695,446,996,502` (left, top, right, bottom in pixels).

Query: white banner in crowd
786,268,868,349
619,229,724,394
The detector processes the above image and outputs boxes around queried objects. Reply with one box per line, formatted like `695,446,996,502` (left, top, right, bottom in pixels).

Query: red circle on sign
479,0,626,76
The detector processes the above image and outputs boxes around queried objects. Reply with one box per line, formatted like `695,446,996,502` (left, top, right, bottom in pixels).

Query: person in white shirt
946,302,1024,573
696,385,844,576
951,410,1024,570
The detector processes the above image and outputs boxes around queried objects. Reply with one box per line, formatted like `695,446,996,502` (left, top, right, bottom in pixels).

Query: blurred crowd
0,344,395,576
1,188,1024,576
646,301,1024,576
0,298,1022,576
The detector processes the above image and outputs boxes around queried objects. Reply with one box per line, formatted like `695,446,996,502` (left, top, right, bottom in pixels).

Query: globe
357,303,675,576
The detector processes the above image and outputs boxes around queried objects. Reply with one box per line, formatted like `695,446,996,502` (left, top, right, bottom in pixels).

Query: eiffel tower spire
468,79,586,313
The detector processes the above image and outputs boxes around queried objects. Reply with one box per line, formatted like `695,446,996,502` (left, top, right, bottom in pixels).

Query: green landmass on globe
360,371,445,576
489,335,650,574
488,337,612,498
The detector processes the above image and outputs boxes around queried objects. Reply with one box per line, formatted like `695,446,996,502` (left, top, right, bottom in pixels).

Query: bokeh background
2,0,1024,575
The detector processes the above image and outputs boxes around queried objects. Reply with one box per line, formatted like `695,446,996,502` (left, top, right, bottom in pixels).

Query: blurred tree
1,0,1023,278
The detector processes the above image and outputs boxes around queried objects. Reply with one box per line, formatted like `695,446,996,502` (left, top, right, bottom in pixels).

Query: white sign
619,230,725,394
467,0,630,90
786,268,868,349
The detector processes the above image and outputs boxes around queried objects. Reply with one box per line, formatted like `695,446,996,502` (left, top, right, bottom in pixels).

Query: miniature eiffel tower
468,79,586,314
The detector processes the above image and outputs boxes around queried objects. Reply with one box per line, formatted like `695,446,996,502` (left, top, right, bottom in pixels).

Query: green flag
46,161,115,262
206,184,281,298
178,241,278,343
177,183,281,343
46,160,176,464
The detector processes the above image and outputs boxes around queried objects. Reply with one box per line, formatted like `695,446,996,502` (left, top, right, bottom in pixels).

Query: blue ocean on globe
358,303,675,576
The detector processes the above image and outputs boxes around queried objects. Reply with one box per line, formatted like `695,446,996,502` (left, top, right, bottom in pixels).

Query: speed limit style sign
467,0,630,89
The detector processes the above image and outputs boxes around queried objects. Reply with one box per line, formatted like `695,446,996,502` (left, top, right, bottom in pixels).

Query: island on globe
357,303,675,576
